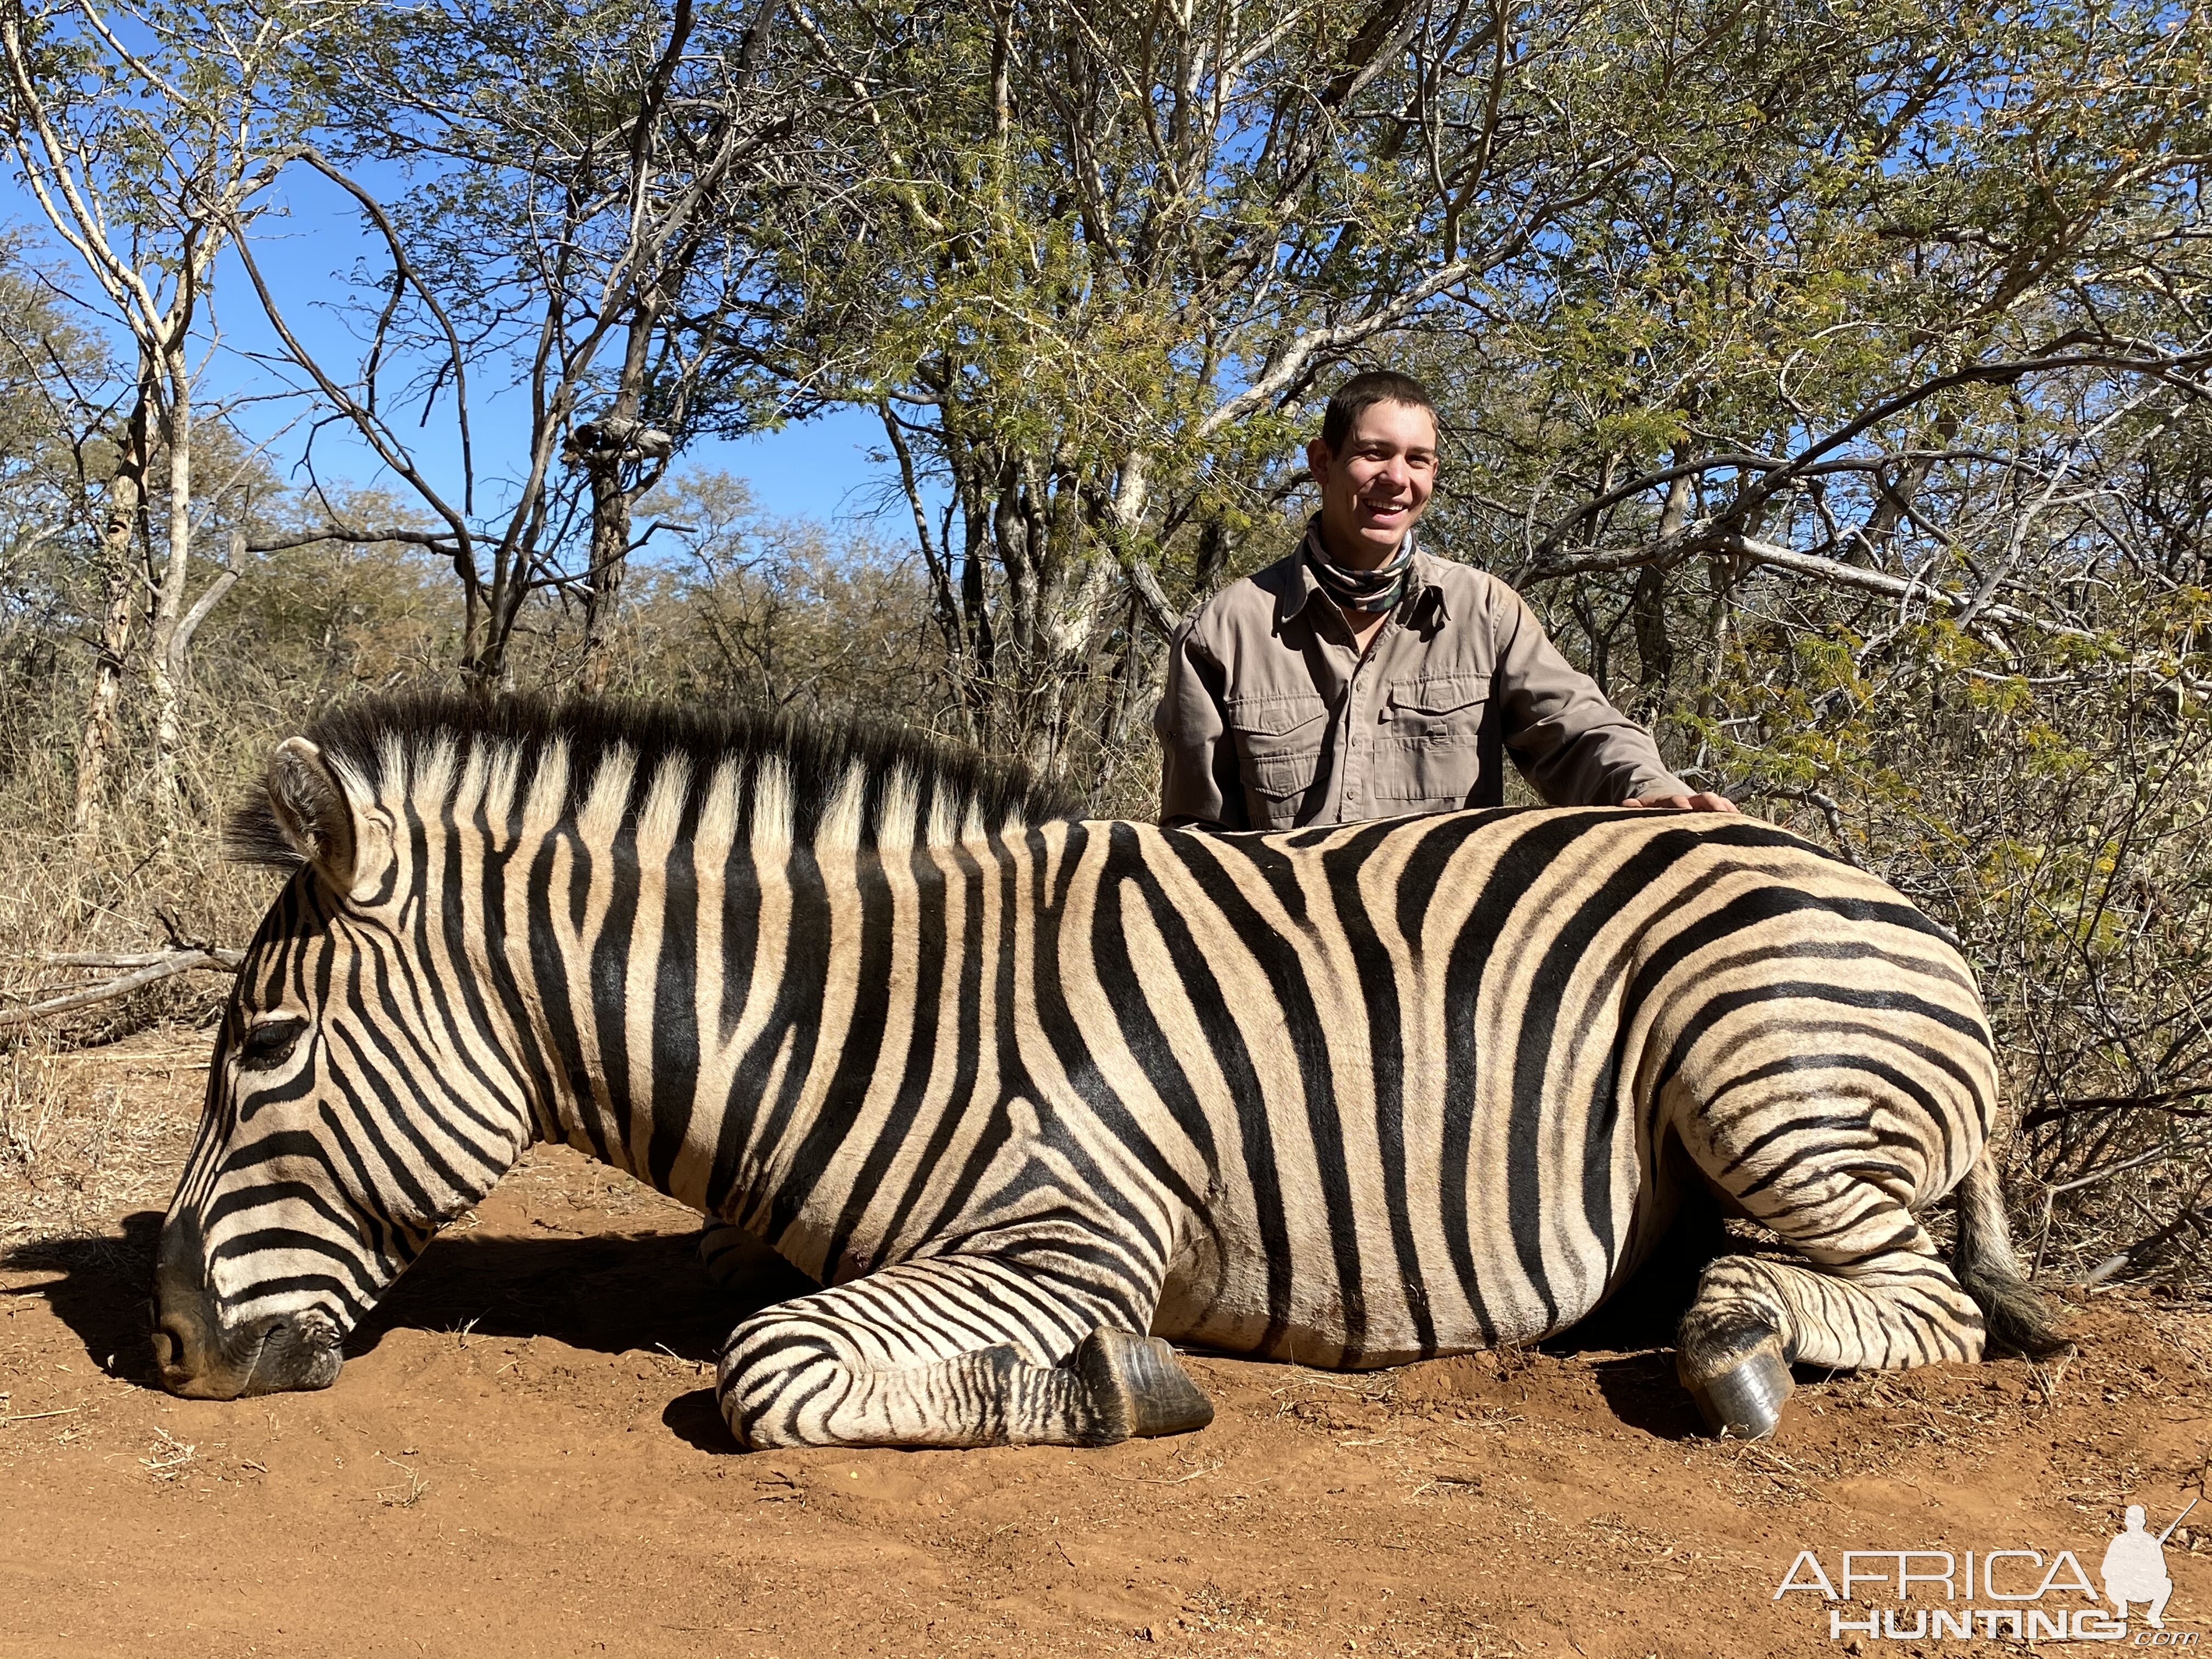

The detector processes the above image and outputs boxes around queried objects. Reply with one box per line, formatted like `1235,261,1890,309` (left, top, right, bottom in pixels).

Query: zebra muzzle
151,1211,343,1398
151,1297,343,1399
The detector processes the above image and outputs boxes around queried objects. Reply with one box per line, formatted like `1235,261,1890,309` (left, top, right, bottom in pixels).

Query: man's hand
1620,792,1739,812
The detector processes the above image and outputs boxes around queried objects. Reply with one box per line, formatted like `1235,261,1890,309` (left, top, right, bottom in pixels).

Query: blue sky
5,153,904,534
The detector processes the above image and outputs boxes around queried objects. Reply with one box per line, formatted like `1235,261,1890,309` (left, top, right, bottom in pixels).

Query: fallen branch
37,949,243,970
2085,1205,2211,1286
0,947,242,1031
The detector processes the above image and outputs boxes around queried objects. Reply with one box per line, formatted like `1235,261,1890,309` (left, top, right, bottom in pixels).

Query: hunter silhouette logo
1774,1498,2199,1644
2105,1503,2193,1631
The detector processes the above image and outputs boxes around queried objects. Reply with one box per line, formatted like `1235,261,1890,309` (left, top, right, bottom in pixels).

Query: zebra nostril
150,1316,191,1374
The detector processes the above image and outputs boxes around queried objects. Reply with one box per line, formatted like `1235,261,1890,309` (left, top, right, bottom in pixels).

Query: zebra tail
1952,1145,2072,1358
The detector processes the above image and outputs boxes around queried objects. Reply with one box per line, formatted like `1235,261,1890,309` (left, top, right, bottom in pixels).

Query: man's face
1306,399,1440,568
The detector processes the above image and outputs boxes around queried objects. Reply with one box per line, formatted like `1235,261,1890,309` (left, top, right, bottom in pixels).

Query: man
1156,370,1736,830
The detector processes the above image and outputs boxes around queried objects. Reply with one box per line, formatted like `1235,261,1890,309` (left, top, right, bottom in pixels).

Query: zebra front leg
698,1219,782,1290
715,1256,1213,1450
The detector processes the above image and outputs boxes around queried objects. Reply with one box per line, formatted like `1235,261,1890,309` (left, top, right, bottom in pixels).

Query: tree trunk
578,456,629,695
170,527,244,685
145,359,193,822
71,393,152,839
575,268,675,694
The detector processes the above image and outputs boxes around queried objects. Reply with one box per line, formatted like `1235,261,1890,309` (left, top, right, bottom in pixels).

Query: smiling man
1156,370,1736,830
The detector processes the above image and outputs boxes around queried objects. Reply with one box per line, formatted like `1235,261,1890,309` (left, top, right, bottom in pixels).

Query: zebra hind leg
1675,1111,1990,1440
1674,1267,1798,1440
715,1255,1212,1450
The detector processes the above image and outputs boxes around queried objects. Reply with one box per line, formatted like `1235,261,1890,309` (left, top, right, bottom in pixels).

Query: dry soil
2,1032,2207,1659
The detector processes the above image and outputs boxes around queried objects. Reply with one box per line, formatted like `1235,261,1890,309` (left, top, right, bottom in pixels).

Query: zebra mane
224,691,1083,870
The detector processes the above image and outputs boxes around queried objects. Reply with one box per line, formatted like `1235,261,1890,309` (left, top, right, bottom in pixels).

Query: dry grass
1,652,2207,1302
0,1031,64,1180
0,1033,207,1250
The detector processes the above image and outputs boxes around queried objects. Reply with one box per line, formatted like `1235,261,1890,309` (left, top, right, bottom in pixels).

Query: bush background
1,0,2207,1294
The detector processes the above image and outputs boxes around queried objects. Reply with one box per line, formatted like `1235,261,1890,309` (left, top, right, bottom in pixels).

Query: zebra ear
263,737,358,889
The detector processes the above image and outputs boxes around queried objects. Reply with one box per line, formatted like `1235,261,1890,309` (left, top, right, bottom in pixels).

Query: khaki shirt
1155,545,1690,830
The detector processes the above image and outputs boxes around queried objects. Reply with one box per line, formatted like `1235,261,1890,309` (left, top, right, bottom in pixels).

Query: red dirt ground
2,1032,2207,1658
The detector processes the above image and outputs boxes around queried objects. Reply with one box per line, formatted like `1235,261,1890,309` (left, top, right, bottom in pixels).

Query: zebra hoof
1075,1328,1215,1445
1679,1331,1794,1439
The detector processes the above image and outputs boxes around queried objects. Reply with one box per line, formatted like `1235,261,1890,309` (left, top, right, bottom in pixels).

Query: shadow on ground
4,1200,1748,1442
662,1386,739,1453
1,1211,163,1385
2,1212,818,1391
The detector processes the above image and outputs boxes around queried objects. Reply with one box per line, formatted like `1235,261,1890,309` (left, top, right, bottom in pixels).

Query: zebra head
154,733,534,1398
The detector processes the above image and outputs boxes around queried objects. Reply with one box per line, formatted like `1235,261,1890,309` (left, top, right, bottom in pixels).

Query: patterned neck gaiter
1302,517,1415,614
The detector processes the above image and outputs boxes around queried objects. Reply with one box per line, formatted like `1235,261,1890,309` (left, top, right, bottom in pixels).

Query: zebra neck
509,824,1057,1279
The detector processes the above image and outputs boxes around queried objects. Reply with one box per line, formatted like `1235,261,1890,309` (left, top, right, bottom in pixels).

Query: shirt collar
1279,515,1452,629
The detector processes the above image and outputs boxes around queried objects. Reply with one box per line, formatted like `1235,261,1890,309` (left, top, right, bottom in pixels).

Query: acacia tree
233,0,819,689
0,254,125,833
756,0,2208,800
766,0,1589,776
1421,0,2212,689
0,256,112,821
1385,0,2212,1283
0,0,327,822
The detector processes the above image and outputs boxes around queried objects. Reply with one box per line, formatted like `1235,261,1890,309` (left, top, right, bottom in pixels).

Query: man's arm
1154,620,1250,830
1488,582,1728,809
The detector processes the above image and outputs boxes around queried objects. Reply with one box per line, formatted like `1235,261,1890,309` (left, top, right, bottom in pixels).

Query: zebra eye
237,1017,308,1070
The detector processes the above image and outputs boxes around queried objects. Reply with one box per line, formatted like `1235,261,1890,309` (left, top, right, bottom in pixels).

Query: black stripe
1022,826,1202,1259
1511,825,1727,1318
644,795,704,1193
1323,820,1434,1353
1655,981,1987,1105
476,795,563,1144
817,843,950,1277
1435,812,1620,1341
337,943,507,1181
421,788,527,1125
870,836,989,1257
590,793,645,1160
707,842,831,1225
772,834,899,1250
906,827,1034,1248
1160,830,1361,1358
527,826,612,1166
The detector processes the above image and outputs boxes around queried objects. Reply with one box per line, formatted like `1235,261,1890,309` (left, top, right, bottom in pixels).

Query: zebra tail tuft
1953,1145,2071,1359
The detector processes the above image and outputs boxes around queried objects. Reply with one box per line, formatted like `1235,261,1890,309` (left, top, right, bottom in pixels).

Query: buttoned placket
1320,599,1403,825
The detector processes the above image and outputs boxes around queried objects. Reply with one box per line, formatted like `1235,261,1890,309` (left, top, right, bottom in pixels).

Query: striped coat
153,697,2061,1445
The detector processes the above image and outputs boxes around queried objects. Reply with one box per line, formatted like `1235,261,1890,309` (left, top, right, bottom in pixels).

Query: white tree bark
71,391,150,838
145,355,193,817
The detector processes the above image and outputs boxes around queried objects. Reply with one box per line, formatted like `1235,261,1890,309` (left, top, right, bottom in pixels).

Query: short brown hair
1320,370,1438,452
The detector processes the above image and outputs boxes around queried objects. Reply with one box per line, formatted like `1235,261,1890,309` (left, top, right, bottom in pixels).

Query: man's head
2127,1505,2148,1532
1306,370,1440,570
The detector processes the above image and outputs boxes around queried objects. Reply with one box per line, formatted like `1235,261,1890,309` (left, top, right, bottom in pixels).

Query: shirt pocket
1375,674,1488,808
1228,691,1327,828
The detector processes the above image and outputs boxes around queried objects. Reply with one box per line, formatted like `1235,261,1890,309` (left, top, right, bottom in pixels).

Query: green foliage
2,0,2209,1288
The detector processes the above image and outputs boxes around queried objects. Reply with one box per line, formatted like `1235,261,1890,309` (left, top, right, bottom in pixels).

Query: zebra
152,693,2064,1446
